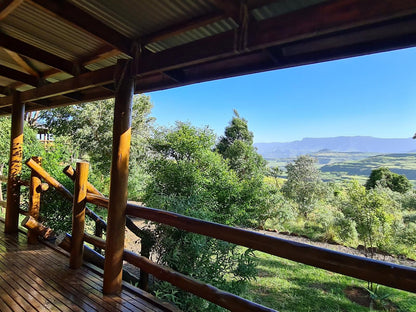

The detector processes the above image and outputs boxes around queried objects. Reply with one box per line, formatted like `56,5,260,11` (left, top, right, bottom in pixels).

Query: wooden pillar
70,161,89,269
28,156,42,244
5,92,24,234
103,59,134,294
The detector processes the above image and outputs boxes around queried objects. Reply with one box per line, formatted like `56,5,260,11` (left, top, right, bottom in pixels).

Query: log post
28,156,42,244
5,92,24,234
70,161,89,269
103,59,134,294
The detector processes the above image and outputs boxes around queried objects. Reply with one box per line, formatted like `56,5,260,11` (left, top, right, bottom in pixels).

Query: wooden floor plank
0,254,68,311
0,221,178,312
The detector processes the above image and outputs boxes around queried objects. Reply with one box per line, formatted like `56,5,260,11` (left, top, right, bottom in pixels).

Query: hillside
320,153,416,182
255,136,416,158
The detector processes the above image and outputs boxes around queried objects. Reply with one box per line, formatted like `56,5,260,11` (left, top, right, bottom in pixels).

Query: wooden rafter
0,64,39,87
0,0,23,20
0,86,11,95
29,0,134,57
80,47,122,67
208,0,240,21
4,50,39,77
143,12,227,44
0,33,79,75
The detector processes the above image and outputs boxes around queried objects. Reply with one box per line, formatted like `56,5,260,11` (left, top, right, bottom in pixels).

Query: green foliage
338,181,401,253
282,155,327,217
40,95,154,198
144,122,258,311
365,166,412,193
216,110,266,180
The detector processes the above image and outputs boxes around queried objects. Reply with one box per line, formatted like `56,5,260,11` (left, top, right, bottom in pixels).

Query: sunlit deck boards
0,222,175,312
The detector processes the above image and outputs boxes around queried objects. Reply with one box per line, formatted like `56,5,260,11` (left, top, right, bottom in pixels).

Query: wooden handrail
84,232,106,250
123,250,275,312
81,228,273,312
86,192,416,293
25,158,107,230
65,164,155,291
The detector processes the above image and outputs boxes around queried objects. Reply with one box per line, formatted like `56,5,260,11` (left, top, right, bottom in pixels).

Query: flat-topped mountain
254,136,416,158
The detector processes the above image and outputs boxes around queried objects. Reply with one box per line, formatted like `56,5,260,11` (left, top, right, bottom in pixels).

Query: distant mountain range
254,136,416,158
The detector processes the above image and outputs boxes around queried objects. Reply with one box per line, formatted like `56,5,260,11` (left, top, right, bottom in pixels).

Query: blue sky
148,47,416,143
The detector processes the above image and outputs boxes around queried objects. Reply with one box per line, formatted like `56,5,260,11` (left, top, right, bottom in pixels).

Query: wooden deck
0,222,177,312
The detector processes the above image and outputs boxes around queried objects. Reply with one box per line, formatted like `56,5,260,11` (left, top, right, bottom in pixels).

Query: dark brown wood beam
143,12,226,44
80,47,122,67
142,1,275,45
208,0,240,21
29,0,134,57
0,86,12,95
0,32,79,75
5,50,40,77
0,0,23,20
249,0,416,49
0,64,39,87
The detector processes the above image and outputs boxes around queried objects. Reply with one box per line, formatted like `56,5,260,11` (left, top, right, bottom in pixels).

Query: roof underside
0,0,415,115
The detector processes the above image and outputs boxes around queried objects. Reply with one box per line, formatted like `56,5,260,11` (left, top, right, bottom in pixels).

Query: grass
243,251,416,312
267,152,416,186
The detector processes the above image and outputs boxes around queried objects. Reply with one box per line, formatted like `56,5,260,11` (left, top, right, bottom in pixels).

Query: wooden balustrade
70,162,89,269
28,156,42,244
25,158,107,230
65,164,154,289
86,192,416,294
21,216,54,240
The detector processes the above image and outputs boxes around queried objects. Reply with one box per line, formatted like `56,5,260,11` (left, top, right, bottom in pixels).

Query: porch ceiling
0,0,415,114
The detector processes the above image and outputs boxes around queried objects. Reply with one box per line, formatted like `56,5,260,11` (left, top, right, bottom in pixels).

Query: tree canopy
365,167,412,194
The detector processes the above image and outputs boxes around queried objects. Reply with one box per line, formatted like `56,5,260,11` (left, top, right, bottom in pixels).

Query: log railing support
28,156,42,244
70,161,89,269
103,59,134,294
5,92,24,234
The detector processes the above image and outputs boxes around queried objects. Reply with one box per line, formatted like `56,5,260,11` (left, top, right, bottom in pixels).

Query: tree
40,95,154,198
340,181,401,256
282,155,326,217
216,110,266,180
365,167,412,194
144,122,256,311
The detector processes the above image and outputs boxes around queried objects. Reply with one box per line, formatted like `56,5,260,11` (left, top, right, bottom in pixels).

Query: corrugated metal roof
252,0,329,21
70,0,217,38
146,18,238,53
0,48,23,72
2,1,104,61
85,54,129,71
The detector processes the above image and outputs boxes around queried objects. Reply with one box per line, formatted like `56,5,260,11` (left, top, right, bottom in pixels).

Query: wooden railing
17,158,416,312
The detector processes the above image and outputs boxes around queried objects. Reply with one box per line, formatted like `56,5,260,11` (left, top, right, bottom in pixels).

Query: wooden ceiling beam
0,86,12,95
208,0,240,21
0,65,115,106
143,12,226,44
249,0,416,49
4,50,40,77
0,0,23,20
0,64,39,87
80,47,122,67
29,0,134,57
0,32,79,75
